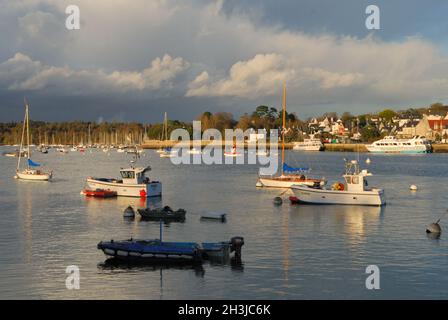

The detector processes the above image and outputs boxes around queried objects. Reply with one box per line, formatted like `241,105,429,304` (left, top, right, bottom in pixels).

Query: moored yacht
366,136,431,154
85,166,162,197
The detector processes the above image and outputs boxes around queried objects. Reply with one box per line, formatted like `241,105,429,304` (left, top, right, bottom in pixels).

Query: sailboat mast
26,102,31,166
17,104,27,172
281,83,286,175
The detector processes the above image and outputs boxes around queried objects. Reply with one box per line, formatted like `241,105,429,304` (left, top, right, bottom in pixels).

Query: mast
17,102,27,172
26,101,31,167
281,83,286,175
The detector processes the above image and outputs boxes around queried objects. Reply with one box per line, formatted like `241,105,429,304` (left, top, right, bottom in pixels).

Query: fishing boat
81,188,117,198
138,206,186,221
256,84,324,188
85,166,162,197
291,159,385,206
366,136,432,154
14,101,52,181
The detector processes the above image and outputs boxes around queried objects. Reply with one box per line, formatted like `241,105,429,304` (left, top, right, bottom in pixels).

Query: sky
1,0,448,123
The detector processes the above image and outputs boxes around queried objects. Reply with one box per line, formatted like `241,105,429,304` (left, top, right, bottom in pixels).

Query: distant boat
56,146,68,153
188,147,202,155
256,83,323,188
224,144,242,157
292,136,324,151
366,136,432,154
15,101,52,181
85,166,162,197
159,112,175,158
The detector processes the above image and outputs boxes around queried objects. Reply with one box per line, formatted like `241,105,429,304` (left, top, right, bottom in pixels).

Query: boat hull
86,178,162,197
291,185,385,206
16,171,51,181
366,146,429,154
257,176,320,188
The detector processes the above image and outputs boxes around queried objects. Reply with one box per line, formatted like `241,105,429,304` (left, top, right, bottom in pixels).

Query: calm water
0,147,447,299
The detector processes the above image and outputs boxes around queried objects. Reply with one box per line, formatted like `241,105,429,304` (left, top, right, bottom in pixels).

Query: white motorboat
293,137,324,151
256,83,323,188
15,101,52,181
291,160,385,206
366,136,432,154
85,166,162,197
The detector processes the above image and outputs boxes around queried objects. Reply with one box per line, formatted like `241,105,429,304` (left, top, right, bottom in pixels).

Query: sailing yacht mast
281,83,286,176
26,103,31,168
17,103,27,172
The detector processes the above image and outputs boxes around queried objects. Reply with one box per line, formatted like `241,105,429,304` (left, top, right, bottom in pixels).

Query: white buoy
255,181,263,187
366,158,371,164
410,185,418,191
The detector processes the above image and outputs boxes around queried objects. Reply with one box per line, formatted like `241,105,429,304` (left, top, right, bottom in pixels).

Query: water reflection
98,258,205,277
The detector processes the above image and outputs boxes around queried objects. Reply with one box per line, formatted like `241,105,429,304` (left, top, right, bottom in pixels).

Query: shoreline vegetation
1,102,448,148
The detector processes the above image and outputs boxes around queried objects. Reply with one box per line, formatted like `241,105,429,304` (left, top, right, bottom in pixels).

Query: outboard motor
230,236,245,260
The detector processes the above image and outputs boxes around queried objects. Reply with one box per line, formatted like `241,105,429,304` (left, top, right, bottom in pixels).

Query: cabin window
121,171,135,179
352,176,359,184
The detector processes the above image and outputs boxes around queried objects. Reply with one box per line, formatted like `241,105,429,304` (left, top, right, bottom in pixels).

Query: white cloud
0,52,190,94
2,0,448,114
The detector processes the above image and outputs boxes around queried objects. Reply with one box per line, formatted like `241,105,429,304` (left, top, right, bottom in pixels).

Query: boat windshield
121,171,135,179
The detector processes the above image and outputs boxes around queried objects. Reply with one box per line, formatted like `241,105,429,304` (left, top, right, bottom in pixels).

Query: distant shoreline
2,142,448,153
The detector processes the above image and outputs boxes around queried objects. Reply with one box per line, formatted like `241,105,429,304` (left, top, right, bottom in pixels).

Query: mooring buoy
273,197,283,205
366,158,371,164
426,219,441,234
123,205,135,218
410,185,418,191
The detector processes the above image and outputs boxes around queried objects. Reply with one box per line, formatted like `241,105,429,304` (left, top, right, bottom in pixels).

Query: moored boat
15,101,52,181
138,206,186,221
85,166,162,197
97,236,244,262
256,83,323,188
291,160,385,206
366,136,432,154
82,188,117,198
293,136,324,151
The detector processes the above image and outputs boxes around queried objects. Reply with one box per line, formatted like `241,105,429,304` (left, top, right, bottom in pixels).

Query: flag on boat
28,159,41,167
283,163,309,173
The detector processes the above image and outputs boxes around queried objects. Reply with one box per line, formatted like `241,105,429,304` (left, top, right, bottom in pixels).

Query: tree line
1,103,447,145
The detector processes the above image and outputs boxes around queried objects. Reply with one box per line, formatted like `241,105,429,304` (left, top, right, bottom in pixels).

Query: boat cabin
119,166,150,184
342,160,371,192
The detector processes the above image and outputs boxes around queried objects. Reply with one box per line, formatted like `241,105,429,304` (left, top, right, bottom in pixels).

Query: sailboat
159,112,174,158
256,84,323,188
15,101,52,181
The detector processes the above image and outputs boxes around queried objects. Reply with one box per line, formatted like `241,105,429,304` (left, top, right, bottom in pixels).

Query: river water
0,147,447,299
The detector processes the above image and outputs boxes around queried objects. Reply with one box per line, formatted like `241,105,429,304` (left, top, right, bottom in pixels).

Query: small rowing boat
82,188,117,198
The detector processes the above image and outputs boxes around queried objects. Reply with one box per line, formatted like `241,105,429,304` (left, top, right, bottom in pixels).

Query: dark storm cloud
1,0,448,123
